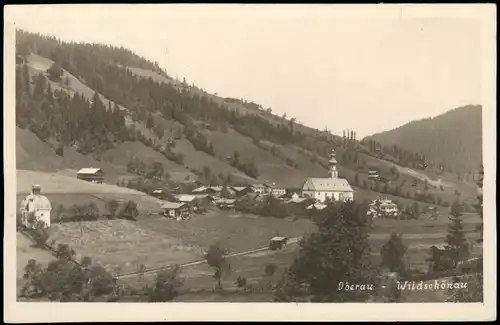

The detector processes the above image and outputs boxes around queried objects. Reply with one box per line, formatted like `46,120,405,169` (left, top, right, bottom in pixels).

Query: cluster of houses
21,148,356,225
367,197,400,219
155,183,292,220
156,148,356,220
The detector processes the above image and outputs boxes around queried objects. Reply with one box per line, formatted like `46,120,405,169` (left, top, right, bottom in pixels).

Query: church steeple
328,148,338,178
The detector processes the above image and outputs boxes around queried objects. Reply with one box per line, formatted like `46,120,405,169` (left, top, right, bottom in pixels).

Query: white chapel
19,184,52,228
302,148,354,202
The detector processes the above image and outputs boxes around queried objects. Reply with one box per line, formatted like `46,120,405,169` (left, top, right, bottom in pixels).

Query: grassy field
48,220,203,275
41,210,316,276
17,199,482,302
17,170,164,211
136,210,317,252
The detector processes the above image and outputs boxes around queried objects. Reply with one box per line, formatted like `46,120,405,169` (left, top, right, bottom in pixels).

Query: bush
117,200,139,220
148,266,184,302
236,276,247,287
106,199,120,217
265,263,277,276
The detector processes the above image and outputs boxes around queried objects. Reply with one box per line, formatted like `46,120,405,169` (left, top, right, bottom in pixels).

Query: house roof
214,198,236,204
271,236,287,242
210,186,223,192
175,195,197,202
302,177,353,192
77,168,102,175
250,183,269,188
231,186,248,192
306,203,328,210
152,190,163,194
161,202,186,209
192,186,210,193
287,197,308,204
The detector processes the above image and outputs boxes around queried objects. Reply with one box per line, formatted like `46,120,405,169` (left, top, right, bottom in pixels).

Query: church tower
328,148,338,178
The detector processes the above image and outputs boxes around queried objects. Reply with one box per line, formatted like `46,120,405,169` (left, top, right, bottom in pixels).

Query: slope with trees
365,105,482,178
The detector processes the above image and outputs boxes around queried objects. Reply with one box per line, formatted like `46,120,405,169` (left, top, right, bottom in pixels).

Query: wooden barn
269,236,288,250
77,168,104,183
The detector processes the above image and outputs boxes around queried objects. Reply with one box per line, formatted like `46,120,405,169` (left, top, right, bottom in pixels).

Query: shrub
148,266,184,302
265,263,277,276
236,276,247,288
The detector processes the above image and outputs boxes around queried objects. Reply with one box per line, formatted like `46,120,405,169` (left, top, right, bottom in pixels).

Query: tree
354,173,360,186
445,164,484,302
46,62,63,81
30,218,49,248
380,233,407,275
274,201,376,302
265,263,277,277
146,114,155,129
474,164,484,243
220,185,232,199
106,199,120,217
55,243,76,260
232,151,240,166
412,202,421,220
236,276,247,288
148,266,184,302
118,200,139,220
204,243,230,290
148,161,164,180
21,259,44,297
445,201,469,267
55,143,64,157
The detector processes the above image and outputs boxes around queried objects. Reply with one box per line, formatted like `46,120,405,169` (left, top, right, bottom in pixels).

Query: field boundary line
18,228,83,268
116,237,302,280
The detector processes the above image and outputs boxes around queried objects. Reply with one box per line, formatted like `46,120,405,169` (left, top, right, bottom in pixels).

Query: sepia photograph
3,4,497,322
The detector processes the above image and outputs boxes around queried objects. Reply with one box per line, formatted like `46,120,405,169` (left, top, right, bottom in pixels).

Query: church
302,148,354,202
19,184,52,228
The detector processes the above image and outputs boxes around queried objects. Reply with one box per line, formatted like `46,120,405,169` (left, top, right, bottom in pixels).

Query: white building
270,183,286,198
368,198,399,219
19,184,52,228
302,148,354,202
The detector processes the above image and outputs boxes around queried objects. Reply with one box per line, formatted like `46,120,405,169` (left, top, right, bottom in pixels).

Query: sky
6,4,484,138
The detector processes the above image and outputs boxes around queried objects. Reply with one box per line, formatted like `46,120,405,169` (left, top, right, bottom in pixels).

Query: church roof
302,177,353,192
21,194,52,211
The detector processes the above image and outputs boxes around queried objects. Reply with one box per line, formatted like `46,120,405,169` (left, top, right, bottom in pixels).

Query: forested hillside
15,29,479,206
365,105,482,179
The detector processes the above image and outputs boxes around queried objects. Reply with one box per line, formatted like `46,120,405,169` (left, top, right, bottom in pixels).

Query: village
19,147,412,229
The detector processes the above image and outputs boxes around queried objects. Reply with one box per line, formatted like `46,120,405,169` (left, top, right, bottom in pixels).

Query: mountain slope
365,105,482,177
14,29,479,207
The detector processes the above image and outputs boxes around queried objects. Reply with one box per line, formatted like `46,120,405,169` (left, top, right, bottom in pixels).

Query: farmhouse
249,183,270,194
269,183,287,198
302,148,354,202
161,202,190,220
231,186,251,197
191,185,230,196
152,189,163,198
286,193,310,205
214,198,236,210
192,186,216,195
368,198,399,219
77,167,104,183
368,170,379,180
19,184,52,228
175,195,198,204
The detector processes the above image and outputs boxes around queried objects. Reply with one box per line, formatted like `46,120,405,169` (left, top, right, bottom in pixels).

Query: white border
3,4,497,322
